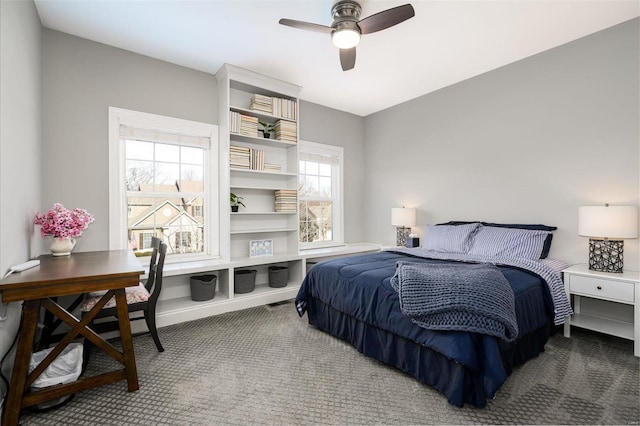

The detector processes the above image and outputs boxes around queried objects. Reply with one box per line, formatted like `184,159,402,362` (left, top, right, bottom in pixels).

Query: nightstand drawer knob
597,286,602,290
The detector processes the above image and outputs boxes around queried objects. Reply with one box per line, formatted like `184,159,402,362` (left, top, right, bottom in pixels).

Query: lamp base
396,227,411,247
588,238,624,273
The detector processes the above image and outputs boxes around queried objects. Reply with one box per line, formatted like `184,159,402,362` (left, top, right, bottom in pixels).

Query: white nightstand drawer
569,275,634,303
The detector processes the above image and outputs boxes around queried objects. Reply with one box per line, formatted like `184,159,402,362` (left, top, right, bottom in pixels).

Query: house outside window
298,140,344,249
140,232,153,250
109,107,219,261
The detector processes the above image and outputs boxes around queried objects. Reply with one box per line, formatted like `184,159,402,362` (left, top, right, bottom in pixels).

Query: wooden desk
0,250,143,426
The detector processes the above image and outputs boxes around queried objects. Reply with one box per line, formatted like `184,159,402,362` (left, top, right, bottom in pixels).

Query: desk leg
114,288,138,391
3,300,40,426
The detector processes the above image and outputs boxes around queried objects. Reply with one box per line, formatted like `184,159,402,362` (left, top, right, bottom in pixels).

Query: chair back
145,237,167,305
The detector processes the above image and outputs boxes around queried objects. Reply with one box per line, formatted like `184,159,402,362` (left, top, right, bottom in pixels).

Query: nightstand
563,264,639,356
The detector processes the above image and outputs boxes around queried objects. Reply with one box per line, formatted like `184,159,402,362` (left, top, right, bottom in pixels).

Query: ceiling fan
279,0,415,71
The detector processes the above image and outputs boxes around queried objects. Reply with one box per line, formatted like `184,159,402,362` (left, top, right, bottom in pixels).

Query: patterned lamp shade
392,207,416,247
578,205,638,273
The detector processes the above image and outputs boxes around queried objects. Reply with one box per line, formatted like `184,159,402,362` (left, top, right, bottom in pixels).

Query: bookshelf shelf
230,168,297,177
230,228,297,235
230,106,296,123
229,132,297,148
230,184,293,191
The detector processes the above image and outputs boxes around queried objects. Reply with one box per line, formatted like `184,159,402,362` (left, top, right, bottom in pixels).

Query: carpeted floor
19,301,640,425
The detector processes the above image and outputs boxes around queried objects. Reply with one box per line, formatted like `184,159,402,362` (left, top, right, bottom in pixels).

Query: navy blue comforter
295,251,554,407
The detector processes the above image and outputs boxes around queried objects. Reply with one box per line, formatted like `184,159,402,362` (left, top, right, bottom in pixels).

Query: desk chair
81,237,167,353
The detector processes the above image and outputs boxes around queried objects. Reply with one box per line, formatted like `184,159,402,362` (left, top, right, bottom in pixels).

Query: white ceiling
34,0,639,116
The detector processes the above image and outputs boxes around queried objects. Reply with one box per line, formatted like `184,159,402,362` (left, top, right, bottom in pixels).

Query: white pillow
467,226,550,259
423,223,480,254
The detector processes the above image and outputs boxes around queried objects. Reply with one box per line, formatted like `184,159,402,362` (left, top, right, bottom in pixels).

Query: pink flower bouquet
34,203,95,238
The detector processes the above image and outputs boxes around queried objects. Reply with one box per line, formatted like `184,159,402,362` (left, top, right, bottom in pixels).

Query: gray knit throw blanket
390,261,519,342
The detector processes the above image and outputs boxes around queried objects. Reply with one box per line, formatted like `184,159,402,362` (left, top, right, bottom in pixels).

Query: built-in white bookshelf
128,65,381,333
217,63,301,262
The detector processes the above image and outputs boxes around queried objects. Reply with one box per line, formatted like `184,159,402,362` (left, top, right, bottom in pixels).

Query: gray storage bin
268,266,288,288
190,274,217,301
234,269,256,294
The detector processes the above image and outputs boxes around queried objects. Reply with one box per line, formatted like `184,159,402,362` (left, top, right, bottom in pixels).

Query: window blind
299,151,339,166
119,124,210,149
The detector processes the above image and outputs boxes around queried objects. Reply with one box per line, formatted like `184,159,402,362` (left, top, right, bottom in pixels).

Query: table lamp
578,204,638,273
391,207,416,247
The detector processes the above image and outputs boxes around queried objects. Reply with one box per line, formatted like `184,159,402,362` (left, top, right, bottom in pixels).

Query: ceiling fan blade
340,47,356,71
358,4,415,35
279,18,333,33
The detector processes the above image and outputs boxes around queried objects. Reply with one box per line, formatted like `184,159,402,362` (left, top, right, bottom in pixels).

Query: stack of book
250,149,265,171
230,145,251,169
274,120,297,143
264,163,281,173
249,94,273,114
274,189,297,212
229,112,259,137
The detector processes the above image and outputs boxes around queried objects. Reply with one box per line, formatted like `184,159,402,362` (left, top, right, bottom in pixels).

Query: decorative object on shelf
578,204,638,273
230,193,245,212
391,206,416,247
249,239,273,257
189,274,217,301
34,203,94,256
405,233,420,248
234,269,257,294
258,121,275,139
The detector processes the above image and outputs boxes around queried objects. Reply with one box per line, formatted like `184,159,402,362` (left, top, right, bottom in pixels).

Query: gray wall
42,29,218,253
0,0,42,400
299,101,365,242
363,18,639,270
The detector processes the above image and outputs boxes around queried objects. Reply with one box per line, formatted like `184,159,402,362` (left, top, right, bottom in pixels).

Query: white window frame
298,140,344,250
108,107,219,262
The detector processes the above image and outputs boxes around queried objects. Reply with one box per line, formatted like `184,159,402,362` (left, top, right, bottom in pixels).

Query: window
298,140,343,249
174,231,192,251
140,232,153,250
109,107,219,261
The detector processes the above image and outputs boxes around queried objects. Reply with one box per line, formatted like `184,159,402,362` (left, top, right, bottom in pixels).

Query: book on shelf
231,146,278,173
264,163,281,172
248,94,297,121
249,94,273,114
272,98,297,120
230,145,251,169
274,189,298,212
274,120,297,143
229,111,259,137
250,149,265,171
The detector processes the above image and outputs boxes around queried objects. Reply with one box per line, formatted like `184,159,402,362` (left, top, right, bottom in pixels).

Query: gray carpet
19,301,640,425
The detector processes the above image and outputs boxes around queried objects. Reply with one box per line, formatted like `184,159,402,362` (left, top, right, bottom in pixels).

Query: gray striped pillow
467,226,550,259
423,223,480,254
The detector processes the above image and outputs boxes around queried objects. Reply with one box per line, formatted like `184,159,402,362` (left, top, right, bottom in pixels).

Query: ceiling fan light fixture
332,28,360,49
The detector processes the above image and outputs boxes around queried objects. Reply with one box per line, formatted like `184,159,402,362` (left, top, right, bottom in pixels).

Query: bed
295,222,571,407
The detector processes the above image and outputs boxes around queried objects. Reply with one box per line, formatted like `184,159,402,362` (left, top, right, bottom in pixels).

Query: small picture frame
249,239,273,257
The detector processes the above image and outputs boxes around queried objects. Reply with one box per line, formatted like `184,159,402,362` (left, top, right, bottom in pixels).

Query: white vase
50,237,76,256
